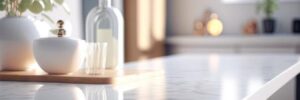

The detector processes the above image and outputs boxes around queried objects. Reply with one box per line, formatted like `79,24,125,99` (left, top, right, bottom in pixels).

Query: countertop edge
244,61,300,100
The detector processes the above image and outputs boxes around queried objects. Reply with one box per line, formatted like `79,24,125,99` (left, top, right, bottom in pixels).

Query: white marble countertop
0,54,299,100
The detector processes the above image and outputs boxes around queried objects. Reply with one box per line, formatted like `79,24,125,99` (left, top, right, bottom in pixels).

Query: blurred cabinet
124,0,166,62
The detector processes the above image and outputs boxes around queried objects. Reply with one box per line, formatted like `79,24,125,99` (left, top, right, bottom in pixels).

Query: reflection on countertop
0,54,299,100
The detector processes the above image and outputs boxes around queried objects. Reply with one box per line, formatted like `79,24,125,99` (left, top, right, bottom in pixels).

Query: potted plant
0,0,69,71
257,0,279,33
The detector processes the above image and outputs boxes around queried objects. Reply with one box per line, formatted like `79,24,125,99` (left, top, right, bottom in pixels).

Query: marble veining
0,54,299,100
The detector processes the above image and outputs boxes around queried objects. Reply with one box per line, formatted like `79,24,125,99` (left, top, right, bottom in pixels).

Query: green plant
257,0,279,18
0,0,70,23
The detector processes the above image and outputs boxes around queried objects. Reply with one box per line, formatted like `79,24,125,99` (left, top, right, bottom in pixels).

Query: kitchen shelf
167,34,300,47
166,34,300,54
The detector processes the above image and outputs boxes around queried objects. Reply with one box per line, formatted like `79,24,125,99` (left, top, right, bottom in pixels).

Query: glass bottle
86,0,124,69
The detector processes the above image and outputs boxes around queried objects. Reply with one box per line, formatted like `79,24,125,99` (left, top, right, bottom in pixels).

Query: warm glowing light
137,0,151,51
152,0,166,41
207,14,223,37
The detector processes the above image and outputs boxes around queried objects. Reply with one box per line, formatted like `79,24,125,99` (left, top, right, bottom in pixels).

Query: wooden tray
0,68,163,84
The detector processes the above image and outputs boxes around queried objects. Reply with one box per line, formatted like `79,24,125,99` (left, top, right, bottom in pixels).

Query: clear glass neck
98,0,111,8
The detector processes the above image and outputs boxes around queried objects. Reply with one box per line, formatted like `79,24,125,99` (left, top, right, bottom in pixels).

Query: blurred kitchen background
3,0,299,62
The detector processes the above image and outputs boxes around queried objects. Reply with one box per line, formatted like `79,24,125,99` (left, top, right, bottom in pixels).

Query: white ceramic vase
0,16,42,71
33,37,86,74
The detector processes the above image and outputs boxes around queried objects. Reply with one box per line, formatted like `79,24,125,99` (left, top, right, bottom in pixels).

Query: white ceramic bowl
33,37,86,74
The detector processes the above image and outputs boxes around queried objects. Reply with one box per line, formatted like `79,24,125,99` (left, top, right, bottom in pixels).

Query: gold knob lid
57,20,66,37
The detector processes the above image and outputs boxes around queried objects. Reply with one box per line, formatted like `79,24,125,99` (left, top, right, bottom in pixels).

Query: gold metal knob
57,20,66,37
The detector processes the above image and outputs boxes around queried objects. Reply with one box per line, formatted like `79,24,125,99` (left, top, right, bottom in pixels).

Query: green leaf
18,6,26,13
50,29,59,35
42,0,53,11
0,0,5,11
29,0,45,14
18,0,33,13
20,0,33,8
54,0,64,5
257,0,279,17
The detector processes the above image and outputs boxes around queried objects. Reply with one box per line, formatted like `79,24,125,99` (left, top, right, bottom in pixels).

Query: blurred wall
64,0,83,38
167,0,300,35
